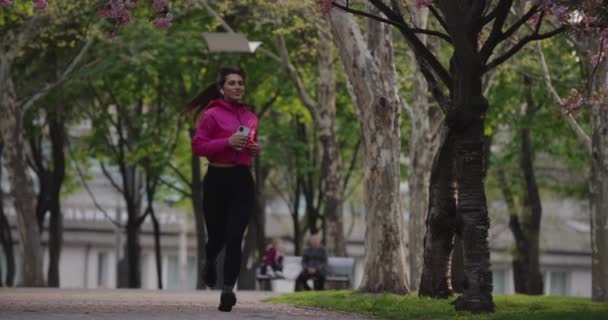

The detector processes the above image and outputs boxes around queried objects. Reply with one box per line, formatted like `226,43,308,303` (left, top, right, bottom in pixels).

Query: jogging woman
187,67,260,312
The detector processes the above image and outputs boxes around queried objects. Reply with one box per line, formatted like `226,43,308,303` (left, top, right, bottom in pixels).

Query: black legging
203,165,254,286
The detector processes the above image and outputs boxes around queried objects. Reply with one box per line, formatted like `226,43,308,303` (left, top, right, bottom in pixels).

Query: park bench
255,255,355,291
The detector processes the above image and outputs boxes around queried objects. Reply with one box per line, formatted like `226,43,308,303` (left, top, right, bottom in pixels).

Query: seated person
259,238,284,278
295,233,328,291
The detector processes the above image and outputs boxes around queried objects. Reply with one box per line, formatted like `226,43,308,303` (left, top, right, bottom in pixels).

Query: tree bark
46,114,66,288
0,144,16,286
518,77,544,294
317,19,346,256
589,48,608,302
419,128,456,298
328,1,409,294
405,1,443,291
0,74,45,287
189,128,208,289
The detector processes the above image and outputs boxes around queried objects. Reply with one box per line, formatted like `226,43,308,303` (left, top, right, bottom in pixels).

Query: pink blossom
153,0,167,13
416,0,433,8
561,88,584,113
32,0,48,10
153,13,172,30
318,0,334,14
0,0,14,7
116,10,132,27
551,5,569,23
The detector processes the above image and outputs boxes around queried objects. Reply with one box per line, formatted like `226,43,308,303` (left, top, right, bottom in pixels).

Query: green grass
268,290,608,320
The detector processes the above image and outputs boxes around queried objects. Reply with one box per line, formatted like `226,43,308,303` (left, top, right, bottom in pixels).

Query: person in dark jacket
295,233,328,291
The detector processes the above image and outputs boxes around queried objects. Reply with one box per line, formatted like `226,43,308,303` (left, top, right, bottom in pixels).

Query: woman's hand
229,134,248,150
246,142,262,157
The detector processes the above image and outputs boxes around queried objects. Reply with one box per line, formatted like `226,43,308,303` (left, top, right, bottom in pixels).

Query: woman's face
221,73,245,103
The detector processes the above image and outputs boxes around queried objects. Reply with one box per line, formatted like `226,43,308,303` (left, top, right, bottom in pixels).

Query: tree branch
66,141,124,228
367,0,452,89
100,162,125,194
158,177,192,198
480,0,515,62
19,35,94,115
167,162,191,187
536,42,591,153
428,5,448,31
275,31,319,121
483,4,541,63
485,27,566,72
411,28,452,43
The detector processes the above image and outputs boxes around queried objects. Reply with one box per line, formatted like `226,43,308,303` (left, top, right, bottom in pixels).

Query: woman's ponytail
184,82,222,124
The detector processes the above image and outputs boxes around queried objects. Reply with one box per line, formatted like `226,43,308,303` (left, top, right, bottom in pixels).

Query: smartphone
236,125,251,137
235,126,250,151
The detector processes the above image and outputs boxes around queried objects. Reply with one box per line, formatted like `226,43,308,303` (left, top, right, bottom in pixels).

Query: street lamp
202,32,262,53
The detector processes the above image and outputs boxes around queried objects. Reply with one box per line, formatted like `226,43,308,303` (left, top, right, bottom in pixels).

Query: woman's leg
222,167,255,287
203,168,229,265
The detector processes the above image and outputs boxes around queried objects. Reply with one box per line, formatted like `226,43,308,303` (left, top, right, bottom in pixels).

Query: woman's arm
192,114,230,157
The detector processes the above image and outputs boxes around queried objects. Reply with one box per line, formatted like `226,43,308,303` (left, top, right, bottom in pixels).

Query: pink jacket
192,99,259,166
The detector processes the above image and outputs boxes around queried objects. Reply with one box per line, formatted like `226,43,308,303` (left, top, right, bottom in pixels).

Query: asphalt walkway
0,288,372,320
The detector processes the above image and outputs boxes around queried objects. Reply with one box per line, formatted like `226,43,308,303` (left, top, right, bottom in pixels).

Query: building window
97,252,109,288
166,255,197,290
493,270,506,294
544,271,569,296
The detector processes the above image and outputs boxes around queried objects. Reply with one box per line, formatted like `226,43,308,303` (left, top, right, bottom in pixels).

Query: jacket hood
206,98,243,111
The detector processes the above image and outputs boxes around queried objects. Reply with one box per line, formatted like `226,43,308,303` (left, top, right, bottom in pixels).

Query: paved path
0,288,373,320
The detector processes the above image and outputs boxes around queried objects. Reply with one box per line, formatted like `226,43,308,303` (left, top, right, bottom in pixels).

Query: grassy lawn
269,290,608,320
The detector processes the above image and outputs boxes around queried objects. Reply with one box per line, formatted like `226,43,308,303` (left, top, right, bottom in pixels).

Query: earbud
220,89,224,96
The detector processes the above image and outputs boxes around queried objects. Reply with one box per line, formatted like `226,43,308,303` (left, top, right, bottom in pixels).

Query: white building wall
59,247,86,288
569,269,591,297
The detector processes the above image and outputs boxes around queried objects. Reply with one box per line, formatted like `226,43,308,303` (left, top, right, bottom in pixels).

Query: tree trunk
318,18,346,257
518,78,543,294
590,51,608,302
253,161,269,260
47,114,66,288
150,208,163,289
119,166,144,289
189,128,207,290
0,75,45,287
292,178,302,255
448,50,494,310
328,2,409,294
419,128,456,298
405,1,443,291
0,146,16,286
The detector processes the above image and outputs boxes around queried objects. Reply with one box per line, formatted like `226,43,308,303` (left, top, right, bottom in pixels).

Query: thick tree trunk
47,115,66,288
590,55,608,302
451,117,494,312
328,2,409,294
419,128,456,298
0,148,16,286
318,18,346,257
405,2,443,290
0,75,45,287
189,129,207,289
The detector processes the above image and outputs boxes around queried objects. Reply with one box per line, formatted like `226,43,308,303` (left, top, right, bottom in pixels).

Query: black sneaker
203,262,216,288
218,292,237,312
